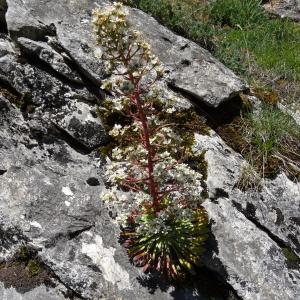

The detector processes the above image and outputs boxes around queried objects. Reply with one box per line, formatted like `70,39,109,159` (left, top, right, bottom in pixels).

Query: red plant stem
121,56,160,211
133,87,160,209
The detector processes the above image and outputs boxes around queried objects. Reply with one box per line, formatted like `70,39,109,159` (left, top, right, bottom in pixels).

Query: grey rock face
0,97,180,300
194,131,244,198
0,38,106,150
6,0,54,40
128,7,247,107
0,282,73,300
7,0,106,84
263,0,300,21
203,198,300,300
17,37,83,83
232,174,300,257
196,129,300,299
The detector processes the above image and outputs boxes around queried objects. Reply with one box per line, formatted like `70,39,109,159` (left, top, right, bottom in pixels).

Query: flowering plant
93,2,208,279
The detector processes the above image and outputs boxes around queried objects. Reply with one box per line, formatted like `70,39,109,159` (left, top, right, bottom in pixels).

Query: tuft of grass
239,104,300,179
246,104,300,156
130,0,215,49
216,18,300,82
237,163,262,191
209,0,267,28
217,104,300,180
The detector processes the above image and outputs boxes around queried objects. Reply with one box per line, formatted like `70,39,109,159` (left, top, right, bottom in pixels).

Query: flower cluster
93,2,208,279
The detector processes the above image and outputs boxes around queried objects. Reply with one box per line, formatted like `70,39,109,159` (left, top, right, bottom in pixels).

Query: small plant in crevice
92,2,209,279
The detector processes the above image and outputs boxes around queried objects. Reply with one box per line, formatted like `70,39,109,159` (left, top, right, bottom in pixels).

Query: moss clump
252,87,279,106
16,245,31,262
0,87,19,106
0,246,52,291
26,259,42,277
282,247,300,269
217,117,248,154
163,108,210,136
12,246,43,277
282,247,300,263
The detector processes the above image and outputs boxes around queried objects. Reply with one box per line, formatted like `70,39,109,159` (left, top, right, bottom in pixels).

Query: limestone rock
17,37,82,83
128,7,247,107
6,0,55,40
194,131,244,198
263,0,300,21
0,282,73,300
0,98,170,299
232,174,300,257
203,198,300,300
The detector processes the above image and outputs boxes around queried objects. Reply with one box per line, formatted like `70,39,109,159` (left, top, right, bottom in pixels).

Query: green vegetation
0,246,51,290
244,105,300,178
247,105,300,156
219,105,300,180
282,247,300,266
15,246,43,277
128,0,300,108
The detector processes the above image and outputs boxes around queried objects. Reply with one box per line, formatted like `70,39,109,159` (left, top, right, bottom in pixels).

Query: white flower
94,47,103,59
166,107,176,114
109,124,122,137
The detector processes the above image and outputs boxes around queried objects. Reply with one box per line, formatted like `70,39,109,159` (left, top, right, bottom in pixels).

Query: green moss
282,247,300,264
16,245,31,262
217,118,248,154
13,246,43,276
167,108,210,136
26,259,42,277
252,88,279,106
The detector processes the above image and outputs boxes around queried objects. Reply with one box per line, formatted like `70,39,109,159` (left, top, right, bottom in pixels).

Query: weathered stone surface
128,7,247,107
194,131,244,198
52,100,106,150
195,129,300,299
7,0,106,84
0,282,73,300
0,98,178,300
17,37,82,83
5,0,246,107
0,41,105,150
0,52,93,108
203,198,300,300
6,0,54,40
263,0,300,21
232,174,300,257
0,36,15,56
